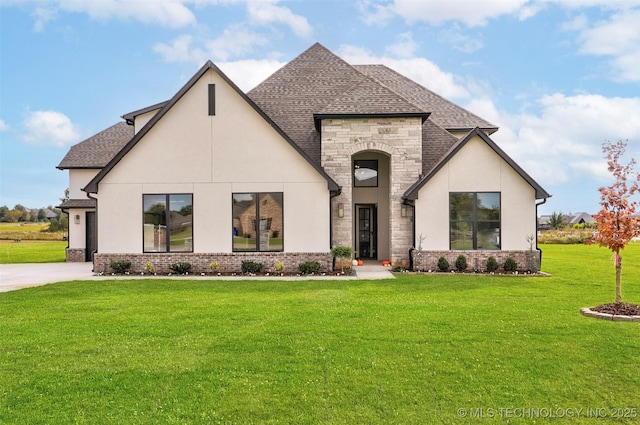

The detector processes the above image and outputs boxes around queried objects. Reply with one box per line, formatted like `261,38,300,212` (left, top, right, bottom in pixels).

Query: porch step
352,264,395,280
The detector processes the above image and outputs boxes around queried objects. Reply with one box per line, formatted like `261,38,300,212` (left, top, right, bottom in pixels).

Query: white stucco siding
134,109,160,134
67,209,89,249
69,169,99,199
281,182,330,252
95,68,330,254
97,183,143,253
415,136,537,251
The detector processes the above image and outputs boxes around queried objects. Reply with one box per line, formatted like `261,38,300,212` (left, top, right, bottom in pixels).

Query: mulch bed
591,302,640,316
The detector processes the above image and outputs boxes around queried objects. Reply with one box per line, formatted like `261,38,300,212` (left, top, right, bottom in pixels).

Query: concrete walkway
0,262,95,293
0,261,395,293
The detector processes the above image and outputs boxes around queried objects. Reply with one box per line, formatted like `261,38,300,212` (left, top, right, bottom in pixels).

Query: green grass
1,244,639,424
0,240,67,263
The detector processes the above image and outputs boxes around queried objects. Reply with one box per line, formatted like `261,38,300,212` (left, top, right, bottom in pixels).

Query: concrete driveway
0,262,94,293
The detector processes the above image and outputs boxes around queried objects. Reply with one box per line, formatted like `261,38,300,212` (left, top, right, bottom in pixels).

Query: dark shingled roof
247,43,369,164
57,122,133,169
57,198,97,209
354,64,497,133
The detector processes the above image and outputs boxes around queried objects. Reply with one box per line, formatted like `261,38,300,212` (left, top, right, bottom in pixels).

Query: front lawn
0,244,639,424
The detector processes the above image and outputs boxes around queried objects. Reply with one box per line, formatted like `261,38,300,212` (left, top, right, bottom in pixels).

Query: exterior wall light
74,214,81,224
338,203,344,218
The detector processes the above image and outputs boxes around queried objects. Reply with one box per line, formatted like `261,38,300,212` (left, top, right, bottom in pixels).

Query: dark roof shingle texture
57,122,133,169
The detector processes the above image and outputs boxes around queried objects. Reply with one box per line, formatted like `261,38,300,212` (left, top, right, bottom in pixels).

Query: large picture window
143,194,193,252
232,193,283,252
450,192,500,250
354,160,378,187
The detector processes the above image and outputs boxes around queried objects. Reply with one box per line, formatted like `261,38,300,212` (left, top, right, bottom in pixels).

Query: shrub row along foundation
93,252,333,274
412,250,541,273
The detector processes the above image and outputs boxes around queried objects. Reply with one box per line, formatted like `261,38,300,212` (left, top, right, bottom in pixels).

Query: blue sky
1,0,639,216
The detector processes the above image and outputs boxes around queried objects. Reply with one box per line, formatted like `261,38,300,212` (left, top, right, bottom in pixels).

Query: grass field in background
0,222,65,242
1,243,639,424
0,240,67,264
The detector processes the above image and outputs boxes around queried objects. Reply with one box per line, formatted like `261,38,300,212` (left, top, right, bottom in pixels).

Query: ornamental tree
588,140,640,303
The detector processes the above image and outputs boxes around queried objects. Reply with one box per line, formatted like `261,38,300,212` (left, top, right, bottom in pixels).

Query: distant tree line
0,189,69,232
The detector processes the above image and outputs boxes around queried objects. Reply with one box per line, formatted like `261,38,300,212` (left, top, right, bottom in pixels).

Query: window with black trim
143,194,193,252
450,192,500,250
232,193,283,252
354,160,378,187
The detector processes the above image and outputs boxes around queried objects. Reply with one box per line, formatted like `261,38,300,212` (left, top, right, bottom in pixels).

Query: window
354,160,378,187
232,193,283,252
450,192,500,250
143,194,193,252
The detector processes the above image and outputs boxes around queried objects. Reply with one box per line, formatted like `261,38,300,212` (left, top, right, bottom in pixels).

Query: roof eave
121,101,168,125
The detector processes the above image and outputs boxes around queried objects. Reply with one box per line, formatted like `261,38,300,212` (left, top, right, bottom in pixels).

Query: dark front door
85,211,97,262
357,205,377,259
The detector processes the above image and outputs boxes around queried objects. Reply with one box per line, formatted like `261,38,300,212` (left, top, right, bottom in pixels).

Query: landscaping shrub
454,255,467,272
274,261,285,272
486,256,499,272
437,256,449,272
209,261,220,273
170,262,192,274
143,261,155,274
504,257,518,272
298,261,321,275
241,260,263,274
110,260,131,273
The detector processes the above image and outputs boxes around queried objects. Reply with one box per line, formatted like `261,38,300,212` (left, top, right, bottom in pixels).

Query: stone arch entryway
352,151,390,261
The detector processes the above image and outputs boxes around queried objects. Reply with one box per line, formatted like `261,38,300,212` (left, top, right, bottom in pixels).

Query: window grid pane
449,192,500,250
233,193,283,252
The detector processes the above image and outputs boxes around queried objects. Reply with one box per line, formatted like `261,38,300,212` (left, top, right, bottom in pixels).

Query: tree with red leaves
588,140,640,303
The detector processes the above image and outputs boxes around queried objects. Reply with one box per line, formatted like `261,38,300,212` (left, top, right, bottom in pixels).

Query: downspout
535,197,548,271
330,188,342,271
86,191,98,271
59,207,70,253
402,199,415,270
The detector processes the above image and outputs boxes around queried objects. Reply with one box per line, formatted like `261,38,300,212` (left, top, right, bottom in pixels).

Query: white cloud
247,0,313,37
154,35,207,64
25,0,196,29
155,27,270,63
385,32,418,58
357,0,396,26
217,59,285,91
0,119,9,132
21,110,81,148
205,25,270,61
391,0,530,27
32,7,57,32
571,9,640,82
338,44,470,100
438,24,484,53
488,93,640,186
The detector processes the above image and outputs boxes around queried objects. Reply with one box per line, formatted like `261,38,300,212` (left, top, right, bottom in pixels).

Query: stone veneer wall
320,117,422,265
94,252,333,274
66,248,86,262
412,250,541,273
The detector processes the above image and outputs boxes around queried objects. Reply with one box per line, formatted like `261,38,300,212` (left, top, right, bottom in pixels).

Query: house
57,43,550,273
566,212,595,226
538,212,595,230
